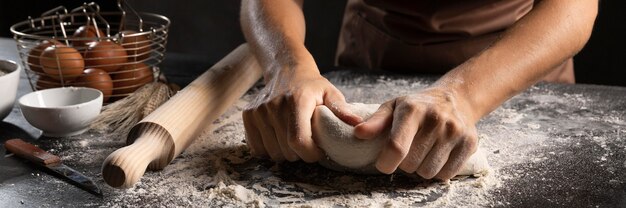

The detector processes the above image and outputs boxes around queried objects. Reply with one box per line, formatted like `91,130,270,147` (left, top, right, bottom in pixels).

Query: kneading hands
240,0,597,180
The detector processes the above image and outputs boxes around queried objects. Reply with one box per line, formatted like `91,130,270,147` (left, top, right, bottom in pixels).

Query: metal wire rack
10,0,170,102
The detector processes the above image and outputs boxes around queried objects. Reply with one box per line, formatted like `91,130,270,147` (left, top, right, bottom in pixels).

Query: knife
4,138,103,197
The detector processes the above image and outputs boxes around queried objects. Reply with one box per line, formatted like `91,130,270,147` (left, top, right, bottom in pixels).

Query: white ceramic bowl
0,60,21,120
19,87,103,137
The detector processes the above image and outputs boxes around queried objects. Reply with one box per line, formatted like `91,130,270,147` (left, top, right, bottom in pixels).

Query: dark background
1,0,624,87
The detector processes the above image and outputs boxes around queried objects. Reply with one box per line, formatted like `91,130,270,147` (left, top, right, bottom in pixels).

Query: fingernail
353,123,366,138
354,123,376,140
375,160,395,174
375,147,403,174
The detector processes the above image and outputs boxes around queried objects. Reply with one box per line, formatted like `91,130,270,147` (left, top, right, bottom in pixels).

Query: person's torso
357,0,534,44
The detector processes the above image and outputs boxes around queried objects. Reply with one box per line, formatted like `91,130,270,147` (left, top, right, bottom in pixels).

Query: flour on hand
312,103,490,176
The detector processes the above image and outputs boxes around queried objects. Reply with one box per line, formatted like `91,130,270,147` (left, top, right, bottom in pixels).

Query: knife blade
4,138,102,196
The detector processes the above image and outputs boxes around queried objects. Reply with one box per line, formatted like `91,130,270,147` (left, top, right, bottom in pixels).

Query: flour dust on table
24,71,625,207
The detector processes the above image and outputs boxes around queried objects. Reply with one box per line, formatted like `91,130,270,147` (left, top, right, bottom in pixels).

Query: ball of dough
312,103,490,176
312,103,386,172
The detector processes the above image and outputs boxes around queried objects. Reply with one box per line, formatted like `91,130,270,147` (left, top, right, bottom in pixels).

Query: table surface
1,37,625,207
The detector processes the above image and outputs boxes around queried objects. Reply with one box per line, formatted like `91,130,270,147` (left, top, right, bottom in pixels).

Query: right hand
243,66,362,162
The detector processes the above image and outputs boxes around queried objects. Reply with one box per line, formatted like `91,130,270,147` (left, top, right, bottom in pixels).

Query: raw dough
312,103,490,176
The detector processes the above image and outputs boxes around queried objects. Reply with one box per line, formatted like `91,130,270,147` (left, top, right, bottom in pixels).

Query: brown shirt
335,0,535,73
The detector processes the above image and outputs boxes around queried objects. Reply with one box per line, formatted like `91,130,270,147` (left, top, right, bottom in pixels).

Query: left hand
354,87,479,180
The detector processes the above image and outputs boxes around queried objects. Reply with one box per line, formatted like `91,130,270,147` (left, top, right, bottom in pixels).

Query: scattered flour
34,72,625,207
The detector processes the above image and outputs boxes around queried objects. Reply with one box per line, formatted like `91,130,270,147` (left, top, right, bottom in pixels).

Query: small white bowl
0,59,21,120
19,87,103,137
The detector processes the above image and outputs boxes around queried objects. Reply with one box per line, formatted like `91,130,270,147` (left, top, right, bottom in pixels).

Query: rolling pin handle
101,44,262,189
102,126,172,188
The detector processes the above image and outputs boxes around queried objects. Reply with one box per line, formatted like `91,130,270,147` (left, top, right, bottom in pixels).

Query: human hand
243,67,362,163
354,87,478,180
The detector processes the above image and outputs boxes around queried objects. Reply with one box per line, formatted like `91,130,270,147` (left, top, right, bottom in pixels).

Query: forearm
436,0,598,122
240,0,318,82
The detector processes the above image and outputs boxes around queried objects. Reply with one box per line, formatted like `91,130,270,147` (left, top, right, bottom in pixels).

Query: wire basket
10,0,170,102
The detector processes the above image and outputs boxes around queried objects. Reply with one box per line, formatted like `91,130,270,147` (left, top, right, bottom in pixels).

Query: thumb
354,101,394,140
324,90,363,126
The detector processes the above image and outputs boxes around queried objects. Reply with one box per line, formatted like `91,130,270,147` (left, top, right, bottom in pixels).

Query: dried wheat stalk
142,83,173,118
90,82,174,136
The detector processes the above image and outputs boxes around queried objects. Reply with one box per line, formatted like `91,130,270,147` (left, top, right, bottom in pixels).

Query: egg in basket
11,0,170,103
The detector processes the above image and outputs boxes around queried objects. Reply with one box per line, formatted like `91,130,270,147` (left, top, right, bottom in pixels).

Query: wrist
428,81,480,124
263,47,320,82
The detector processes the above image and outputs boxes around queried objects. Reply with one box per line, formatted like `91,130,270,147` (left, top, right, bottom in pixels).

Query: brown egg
35,75,66,90
74,68,113,102
72,25,104,49
39,45,84,81
28,39,64,74
83,41,128,73
118,30,151,62
112,62,154,95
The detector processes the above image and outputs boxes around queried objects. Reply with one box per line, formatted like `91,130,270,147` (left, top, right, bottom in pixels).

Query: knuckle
462,135,479,153
424,109,440,123
387,139,409,157
395,96,410,104
397,96,415,106
401,96,418,106
380,100,396,111
442,90,455,102
444,120,464,138
400,101,421,115
435,113,449,125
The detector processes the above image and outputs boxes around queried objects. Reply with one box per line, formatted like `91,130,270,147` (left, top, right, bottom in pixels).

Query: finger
416,141,456,179
354,101,395,140
288,96,323,163
323,90,362,126
254,110,285,162
398,116,440,173
242,111,267,157
374,105,421,174
398,135,436,173
269,112,300,162
434,136,478,180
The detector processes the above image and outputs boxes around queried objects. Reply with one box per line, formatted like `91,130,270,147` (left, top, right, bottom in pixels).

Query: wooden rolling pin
102,44,262,188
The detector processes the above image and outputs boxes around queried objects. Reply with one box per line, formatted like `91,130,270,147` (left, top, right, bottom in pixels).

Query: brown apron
335,0,574,83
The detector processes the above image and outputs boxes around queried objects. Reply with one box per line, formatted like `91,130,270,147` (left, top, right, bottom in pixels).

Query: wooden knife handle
4,138,61,166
